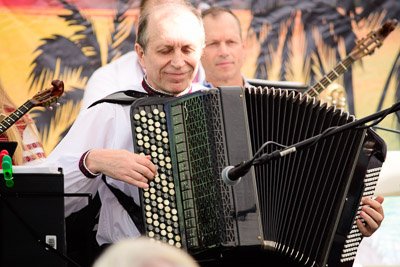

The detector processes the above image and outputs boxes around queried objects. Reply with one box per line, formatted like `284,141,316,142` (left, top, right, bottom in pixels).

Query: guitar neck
305,55,355,97
0,100,35,135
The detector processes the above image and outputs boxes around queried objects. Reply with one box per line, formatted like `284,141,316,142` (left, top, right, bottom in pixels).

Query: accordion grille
245,87,366,266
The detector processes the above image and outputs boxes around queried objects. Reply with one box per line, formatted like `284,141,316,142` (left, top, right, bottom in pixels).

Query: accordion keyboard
340,166,381,263
132,106,184,248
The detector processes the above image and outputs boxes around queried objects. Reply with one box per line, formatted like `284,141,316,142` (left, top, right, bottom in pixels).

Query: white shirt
81,51,206,110
80,52,145,110
45,84,206,245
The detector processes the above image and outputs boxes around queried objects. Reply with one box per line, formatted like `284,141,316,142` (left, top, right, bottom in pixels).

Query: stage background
0,0,399,266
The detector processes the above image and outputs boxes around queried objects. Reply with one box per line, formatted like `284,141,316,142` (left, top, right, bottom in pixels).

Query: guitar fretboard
0,100,34,135
305,55,355,98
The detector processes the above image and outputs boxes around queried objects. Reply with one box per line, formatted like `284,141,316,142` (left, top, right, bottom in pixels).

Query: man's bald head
136,2,204,52
135,2,205,95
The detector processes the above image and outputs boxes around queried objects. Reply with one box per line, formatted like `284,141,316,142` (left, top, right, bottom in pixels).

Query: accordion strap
88,90,148,108
101,175,145,234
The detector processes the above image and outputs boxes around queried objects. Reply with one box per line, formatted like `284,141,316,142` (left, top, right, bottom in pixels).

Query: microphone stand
255,101,400,165
222,101,400,185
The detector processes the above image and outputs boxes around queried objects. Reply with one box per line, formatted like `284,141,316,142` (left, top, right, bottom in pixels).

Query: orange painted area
0,6,399,152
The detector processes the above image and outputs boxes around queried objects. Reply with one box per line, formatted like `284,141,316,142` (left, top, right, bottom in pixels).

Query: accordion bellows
130,86,386,267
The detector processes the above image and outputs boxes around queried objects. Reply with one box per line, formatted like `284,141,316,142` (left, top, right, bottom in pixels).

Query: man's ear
135,43,146,70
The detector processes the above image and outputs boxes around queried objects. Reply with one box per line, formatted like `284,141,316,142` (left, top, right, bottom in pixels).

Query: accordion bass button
133,113,140,120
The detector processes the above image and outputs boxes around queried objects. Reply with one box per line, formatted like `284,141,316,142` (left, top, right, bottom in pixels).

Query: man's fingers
135,154,158,176
356,219,371,237
133,162,157,181
361,205,384,225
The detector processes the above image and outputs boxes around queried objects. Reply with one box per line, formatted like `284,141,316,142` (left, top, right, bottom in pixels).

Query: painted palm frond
107,0,137,63
249,1,357,113
357,0,400,23
29,35,94,92
27,0,139,153
355,0,400,127
58,0,101,68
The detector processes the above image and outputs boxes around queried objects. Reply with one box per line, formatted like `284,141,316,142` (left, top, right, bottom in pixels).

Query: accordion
130,87,386,267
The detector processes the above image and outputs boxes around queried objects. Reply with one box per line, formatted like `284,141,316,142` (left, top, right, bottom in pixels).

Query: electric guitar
0,80,64,135
304,19,398,101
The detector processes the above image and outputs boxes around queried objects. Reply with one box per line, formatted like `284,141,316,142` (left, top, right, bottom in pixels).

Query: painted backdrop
0,0,399,154
0,0,399,265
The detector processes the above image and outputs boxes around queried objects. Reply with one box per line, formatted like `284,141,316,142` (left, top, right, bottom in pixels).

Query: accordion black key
130,87,386,267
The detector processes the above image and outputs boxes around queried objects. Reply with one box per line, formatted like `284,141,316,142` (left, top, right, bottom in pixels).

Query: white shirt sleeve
45,102,142,244
80,51,145,110
45,103,130,215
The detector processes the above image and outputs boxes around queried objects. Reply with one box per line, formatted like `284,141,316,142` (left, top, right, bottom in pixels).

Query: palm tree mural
26,0,399,154
27,0,137,153
248,0,400,121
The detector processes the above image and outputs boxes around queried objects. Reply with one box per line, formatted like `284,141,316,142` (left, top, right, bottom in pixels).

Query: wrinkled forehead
148,10,203,48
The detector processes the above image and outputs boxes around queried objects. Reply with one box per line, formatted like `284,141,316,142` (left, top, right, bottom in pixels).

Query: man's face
201,12,245,86
136,10,203,95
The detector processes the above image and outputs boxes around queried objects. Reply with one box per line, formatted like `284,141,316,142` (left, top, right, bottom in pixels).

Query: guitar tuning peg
55,102,61,107
47,106,54,111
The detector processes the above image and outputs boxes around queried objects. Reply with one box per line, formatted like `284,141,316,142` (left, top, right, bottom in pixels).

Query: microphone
221,160,253,186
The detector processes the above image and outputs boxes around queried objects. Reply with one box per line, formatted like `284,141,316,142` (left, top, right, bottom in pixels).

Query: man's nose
218,43,229,57
170,52,185,68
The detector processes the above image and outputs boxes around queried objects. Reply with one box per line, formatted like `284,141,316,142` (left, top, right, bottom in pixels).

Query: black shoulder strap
88,90,147,234
88,90,148,108
101,175,145,234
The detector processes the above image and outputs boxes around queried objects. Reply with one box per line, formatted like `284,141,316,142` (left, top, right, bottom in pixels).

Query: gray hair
136,2,205,52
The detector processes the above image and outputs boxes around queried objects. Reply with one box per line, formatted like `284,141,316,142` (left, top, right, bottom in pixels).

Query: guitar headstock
31,80,64,109
350,19,398,61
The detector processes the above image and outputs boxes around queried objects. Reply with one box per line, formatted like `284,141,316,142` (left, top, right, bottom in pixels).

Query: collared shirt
45,81,206,245
81,51,205,110
142,76,193,96
202,74,250,88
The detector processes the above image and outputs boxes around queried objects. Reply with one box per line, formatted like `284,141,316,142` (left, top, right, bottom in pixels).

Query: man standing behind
200,6,248,88
200,4,384,242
